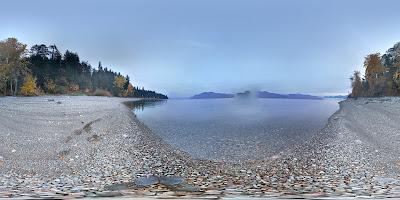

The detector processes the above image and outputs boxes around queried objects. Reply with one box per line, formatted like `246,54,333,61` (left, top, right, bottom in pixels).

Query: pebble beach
1,96,400,199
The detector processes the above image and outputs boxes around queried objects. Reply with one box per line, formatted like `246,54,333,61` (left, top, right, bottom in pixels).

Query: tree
0,38,28,96
0,65,10,96
124,75,130,90
124,83,134,97
350,71,363,97
114,75,126,96
20,74,37,96
1,37,168,98
365,53,385,81
364,53,386,96
44,78,56,94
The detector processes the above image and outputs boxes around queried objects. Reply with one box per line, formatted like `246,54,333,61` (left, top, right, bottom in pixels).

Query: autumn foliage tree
0,38,28,96
350,43,400,97
113,75,127,96
124,83,135,97
363,53,387,96
20,74,37,96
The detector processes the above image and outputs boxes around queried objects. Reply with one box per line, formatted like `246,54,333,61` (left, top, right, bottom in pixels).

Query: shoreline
1,96,400,199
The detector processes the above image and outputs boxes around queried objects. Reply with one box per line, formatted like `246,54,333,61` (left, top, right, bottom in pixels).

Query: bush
20,74,38,96
44,78,56,94
55,85,68,94
93,89,112,97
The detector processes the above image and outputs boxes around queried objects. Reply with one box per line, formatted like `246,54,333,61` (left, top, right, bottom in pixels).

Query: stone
173,183,202,193
104,182,134,191
159,176,184,186
134,176,159,187
95,191,122,197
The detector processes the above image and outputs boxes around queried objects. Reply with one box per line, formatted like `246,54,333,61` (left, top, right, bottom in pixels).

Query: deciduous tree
20,74,37,96
0,38,28,96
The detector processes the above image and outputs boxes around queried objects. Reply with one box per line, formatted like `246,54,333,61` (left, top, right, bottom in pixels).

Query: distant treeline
351,42,400,98
0,38,167,99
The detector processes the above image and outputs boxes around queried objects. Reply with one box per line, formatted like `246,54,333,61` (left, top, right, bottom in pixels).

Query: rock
172,183,202,192
134,176,159,187
104,183,134,191
95,191,122,197
143,191,156,196
204,190,223,195
159,176,184,186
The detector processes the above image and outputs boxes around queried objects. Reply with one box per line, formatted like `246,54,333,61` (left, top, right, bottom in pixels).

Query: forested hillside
0,38,167,99
351,42,400,97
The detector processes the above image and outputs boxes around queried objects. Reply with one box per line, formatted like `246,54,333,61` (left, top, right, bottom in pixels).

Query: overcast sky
2,0,400,97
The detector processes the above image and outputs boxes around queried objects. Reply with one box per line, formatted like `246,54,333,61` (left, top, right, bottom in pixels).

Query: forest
0,38,167,99
351,42,400,97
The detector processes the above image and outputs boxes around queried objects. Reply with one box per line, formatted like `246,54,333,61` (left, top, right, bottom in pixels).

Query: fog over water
131,98,340,161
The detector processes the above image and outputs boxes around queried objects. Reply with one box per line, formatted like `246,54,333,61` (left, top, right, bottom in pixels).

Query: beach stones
132,175,200,193
134,176,184,187
95,191,122,197
159,176,184,186
104,183,134,191
134,176,159,187
0,156,4,166
173,183,202,192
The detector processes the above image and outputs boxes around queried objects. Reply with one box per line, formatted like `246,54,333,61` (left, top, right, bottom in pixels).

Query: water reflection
129,98,340,161
124,99,167,112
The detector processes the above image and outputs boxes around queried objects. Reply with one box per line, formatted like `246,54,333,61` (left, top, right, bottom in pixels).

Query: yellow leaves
124,83,134,97
365,53,385,78
114,75,127,96
114,75,126,89
20,74,37,96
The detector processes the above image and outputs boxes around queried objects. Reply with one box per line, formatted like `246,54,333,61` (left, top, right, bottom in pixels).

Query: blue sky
2,0,400,97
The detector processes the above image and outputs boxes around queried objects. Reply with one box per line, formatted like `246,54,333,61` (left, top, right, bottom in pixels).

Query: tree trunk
9,81,13,96
14,78,17,96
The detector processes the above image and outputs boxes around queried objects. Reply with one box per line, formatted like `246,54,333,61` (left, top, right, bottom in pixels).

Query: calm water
129,98,340,161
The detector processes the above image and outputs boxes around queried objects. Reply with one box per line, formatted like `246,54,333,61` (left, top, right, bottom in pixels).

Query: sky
2,0,400,97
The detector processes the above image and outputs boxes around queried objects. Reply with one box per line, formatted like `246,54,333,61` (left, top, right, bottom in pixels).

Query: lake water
129,98,340,161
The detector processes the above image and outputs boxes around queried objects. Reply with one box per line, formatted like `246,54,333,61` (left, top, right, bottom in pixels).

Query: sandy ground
1,96,400,199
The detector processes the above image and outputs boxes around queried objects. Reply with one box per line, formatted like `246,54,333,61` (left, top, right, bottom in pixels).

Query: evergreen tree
0,37,168,98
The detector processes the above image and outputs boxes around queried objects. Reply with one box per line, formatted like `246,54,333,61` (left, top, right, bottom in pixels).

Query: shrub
44,78,56,94
20,74,38,96
55,85,68,94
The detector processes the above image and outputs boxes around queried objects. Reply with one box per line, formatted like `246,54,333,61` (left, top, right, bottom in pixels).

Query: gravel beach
1,96,400,199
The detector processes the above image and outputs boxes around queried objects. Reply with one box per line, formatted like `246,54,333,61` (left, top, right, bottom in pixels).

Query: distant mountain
286,93,323,99
191,92,234,99
191,91,323,100
257,91,323,100
256,91,287,98
323,95,348,99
